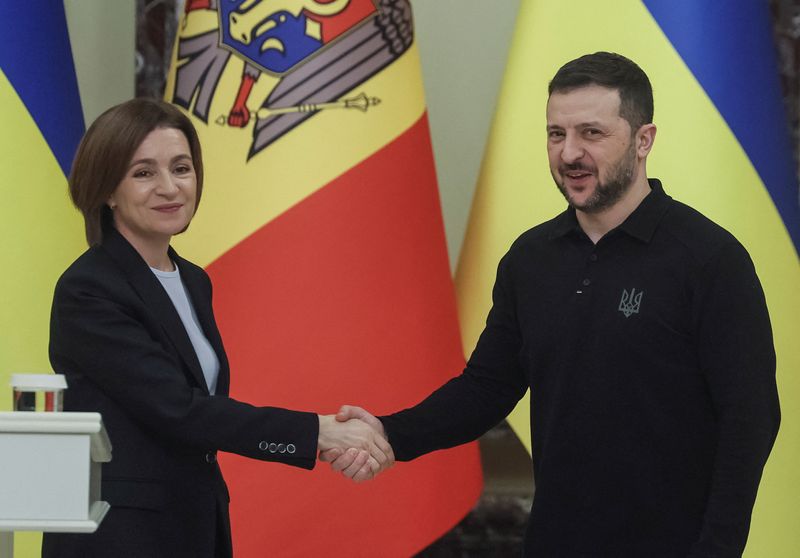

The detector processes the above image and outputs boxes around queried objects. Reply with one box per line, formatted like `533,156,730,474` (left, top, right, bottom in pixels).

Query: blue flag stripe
642,0,800,254
0,1,85,177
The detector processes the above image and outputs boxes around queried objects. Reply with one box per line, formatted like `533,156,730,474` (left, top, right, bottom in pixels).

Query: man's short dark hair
548,52,654,131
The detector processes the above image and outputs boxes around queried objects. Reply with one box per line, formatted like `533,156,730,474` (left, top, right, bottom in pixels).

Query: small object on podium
10,374,67,412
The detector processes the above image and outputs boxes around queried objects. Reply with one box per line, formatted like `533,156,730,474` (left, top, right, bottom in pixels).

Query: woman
42,98,391,558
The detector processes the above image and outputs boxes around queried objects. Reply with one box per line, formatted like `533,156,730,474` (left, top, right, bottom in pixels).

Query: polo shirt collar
549,178,672,242
549,207,581,239
618,178,672,243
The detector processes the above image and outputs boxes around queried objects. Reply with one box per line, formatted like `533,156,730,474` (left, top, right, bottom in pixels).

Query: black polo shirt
382,179,779,557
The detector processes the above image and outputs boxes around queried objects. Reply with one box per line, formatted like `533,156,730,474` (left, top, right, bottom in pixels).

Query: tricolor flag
166,1,482,555
456,1,799,556
0,1,86,554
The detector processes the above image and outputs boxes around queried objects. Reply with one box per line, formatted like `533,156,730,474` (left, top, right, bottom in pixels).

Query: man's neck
577,177,651,244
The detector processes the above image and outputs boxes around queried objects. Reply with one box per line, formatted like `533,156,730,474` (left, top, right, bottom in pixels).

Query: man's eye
548,130,564,139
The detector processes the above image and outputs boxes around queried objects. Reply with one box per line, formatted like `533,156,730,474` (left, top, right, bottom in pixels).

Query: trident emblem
618,288,643,318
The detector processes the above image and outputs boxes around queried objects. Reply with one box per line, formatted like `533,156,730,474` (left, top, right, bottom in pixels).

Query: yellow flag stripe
0,70,84,408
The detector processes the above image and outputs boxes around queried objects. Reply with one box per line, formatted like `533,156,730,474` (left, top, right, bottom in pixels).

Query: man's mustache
559,163,596,173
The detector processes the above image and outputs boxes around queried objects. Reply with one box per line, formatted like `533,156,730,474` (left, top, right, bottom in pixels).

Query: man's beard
554,141,637,214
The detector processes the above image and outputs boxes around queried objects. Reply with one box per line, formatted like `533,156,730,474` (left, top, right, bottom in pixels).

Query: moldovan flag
456,1,800,556
165,1,482,556
0,1,86,554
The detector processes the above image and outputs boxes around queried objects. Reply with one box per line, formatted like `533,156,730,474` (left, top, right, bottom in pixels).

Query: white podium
0,412,112,557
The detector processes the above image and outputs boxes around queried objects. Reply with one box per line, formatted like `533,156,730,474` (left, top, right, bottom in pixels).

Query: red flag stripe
210,113,482,557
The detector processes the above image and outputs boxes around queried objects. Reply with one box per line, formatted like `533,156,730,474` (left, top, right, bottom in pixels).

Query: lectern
0,412,111,558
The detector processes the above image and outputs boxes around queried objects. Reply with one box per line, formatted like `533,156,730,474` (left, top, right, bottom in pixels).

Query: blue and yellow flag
0,1,86,554
0,2,85,403
456,2,799,556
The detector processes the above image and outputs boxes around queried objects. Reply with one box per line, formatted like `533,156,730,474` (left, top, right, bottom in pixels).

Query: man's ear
636,123,657,158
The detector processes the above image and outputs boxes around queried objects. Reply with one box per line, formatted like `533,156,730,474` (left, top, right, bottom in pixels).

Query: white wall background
410,1,520,270
64,0,136,128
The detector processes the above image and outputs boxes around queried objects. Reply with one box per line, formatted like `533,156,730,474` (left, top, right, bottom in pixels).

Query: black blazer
42,228,318,558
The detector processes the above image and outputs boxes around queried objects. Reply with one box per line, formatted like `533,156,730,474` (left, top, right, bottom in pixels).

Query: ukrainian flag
456,2,799,555
0,2,85,554
0,3,85,405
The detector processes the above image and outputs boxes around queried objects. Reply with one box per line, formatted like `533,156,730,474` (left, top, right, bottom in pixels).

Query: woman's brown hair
69,98,204,246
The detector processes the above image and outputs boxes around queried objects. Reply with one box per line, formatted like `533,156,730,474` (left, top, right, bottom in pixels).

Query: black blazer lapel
171,249,231,396
101,229,211,394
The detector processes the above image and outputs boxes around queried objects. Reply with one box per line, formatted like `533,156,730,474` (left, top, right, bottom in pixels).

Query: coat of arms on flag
172,0,411,158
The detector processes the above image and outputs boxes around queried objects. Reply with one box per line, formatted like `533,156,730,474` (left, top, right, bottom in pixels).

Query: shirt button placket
577,252,597,294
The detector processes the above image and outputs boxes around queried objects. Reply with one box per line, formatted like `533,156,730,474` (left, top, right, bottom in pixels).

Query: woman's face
109,127,197,249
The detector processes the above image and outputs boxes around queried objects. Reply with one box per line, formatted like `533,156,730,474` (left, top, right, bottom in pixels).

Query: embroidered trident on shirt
618,288,643,318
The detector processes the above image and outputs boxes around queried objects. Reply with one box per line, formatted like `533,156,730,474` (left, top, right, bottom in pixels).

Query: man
323,52,780,557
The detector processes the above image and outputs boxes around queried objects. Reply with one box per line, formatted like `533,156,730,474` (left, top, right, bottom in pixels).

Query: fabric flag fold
166,1,482,555
456,2,799,556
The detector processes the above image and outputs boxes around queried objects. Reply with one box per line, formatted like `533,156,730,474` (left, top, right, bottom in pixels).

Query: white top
151,264,220,395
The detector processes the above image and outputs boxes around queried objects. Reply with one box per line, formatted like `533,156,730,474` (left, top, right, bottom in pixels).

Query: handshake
317,405,394,482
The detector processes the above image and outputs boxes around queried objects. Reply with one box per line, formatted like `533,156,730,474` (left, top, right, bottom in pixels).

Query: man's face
546,85,638,213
